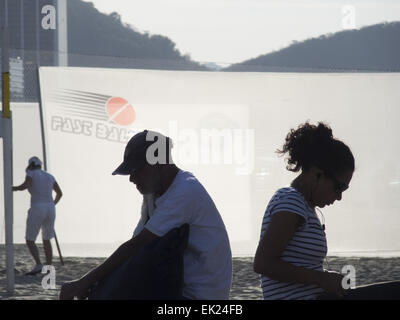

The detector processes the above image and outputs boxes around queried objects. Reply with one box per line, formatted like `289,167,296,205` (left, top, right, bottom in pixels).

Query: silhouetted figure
13,156,63,275
254,122,400,300
59,130,232,300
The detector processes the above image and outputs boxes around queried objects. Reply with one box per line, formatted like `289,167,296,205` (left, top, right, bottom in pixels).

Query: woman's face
313,169,353,208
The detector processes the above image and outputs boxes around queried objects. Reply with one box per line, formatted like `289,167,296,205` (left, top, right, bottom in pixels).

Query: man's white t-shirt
26,169,55,206
135,170,232,300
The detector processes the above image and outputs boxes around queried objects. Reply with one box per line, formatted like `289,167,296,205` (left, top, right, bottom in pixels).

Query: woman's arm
53,181,63,205
12,176,32,191
254,211,344,297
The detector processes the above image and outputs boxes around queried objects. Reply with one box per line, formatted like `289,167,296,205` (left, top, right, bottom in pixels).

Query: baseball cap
112,130,173,176
28,156,42,167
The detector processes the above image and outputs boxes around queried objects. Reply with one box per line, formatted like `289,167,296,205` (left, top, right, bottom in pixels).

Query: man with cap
60,130,232,300
13,156,63,274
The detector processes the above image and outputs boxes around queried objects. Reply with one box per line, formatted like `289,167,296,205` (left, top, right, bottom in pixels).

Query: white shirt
26,169,55,206
136,170,232,300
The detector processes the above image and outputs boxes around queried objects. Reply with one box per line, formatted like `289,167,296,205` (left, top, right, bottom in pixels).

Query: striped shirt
259,187,327,300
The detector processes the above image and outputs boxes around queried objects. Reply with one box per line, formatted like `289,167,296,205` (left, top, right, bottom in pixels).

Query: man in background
13,156,63,275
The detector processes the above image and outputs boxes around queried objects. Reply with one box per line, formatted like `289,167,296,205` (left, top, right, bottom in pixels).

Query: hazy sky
83,0,400,65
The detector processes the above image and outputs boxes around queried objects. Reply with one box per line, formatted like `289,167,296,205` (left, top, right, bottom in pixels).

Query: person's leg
26,240,42,265
25,207,43,265
343,281,400,300
43,239,53,265
42,204,55,265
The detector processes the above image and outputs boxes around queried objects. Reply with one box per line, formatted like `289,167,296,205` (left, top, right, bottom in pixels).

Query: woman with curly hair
254,121,400,300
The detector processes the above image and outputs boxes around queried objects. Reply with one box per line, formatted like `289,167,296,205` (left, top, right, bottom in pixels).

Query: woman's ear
315,168,324,180
309,166,323,181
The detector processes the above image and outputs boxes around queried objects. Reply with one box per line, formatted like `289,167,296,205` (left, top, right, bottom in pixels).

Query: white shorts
25,203,56,241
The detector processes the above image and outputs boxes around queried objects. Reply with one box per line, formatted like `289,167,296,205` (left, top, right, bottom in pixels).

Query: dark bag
88,223,189,300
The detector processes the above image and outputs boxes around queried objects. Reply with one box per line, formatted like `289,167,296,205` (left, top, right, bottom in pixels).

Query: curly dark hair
277,121,355,175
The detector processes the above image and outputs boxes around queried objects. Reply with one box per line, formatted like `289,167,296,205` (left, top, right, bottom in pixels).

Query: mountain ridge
224,22,400,72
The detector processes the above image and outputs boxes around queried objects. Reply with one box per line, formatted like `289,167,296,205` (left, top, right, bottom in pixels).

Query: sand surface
1,244,400,300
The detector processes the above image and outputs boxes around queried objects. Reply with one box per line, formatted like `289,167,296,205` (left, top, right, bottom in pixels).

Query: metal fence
1,48,211,103
2,47,399,103
1,48,47,102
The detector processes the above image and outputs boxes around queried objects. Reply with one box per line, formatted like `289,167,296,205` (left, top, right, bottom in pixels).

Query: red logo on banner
105,97,136,126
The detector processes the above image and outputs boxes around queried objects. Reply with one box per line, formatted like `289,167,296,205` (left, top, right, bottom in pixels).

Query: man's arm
12,176,32,191
53,181,63,205
60,228,159,300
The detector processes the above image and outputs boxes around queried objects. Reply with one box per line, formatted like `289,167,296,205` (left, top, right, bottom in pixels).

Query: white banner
36,67,400,256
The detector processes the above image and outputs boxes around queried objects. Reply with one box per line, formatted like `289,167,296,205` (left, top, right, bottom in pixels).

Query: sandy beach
1,244,400,300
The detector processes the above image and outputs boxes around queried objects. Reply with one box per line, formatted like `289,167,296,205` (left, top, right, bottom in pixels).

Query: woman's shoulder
266,187,308,218
271,187,306,203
